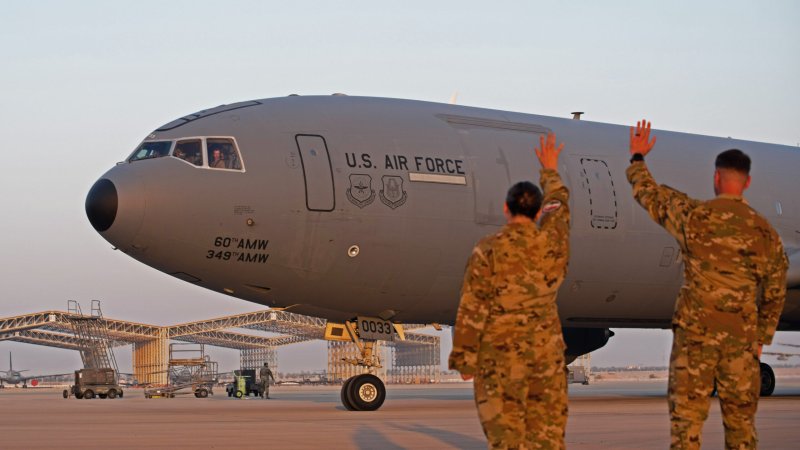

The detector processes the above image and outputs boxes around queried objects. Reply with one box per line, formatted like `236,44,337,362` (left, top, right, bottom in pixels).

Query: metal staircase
67,300,119,379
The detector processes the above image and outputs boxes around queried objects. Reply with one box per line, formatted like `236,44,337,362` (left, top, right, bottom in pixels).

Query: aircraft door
295,135,335,211
578,158,618,229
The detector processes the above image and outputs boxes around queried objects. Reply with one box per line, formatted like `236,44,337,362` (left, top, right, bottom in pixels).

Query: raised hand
630,119,657,156
535,132,564,171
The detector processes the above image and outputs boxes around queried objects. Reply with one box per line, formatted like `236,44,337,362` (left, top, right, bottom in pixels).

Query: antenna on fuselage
571,112,584,120
449,91,459,105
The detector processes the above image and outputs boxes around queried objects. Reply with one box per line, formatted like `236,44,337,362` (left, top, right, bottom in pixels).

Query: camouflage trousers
669,327,759,449
260,380,269,398
474,312,567,450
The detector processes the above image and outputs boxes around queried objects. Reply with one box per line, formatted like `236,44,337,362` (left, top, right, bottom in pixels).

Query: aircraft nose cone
86,178,118,232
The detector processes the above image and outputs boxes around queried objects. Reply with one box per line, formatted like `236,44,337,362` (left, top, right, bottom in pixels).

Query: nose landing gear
325,317,403,411
341,373,386,411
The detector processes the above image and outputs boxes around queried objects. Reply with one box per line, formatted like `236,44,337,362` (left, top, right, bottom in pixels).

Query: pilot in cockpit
210,147,226,168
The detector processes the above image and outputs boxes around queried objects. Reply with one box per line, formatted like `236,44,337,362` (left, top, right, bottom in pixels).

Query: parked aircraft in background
85,95,799,410
0,353,69,388
0,353,31,387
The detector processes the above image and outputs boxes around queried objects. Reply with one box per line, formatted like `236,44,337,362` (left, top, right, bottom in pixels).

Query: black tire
119,390,123,398
83,390,94,400
341,377,356,411
99,394,107,399
75,392,83,400
346,374,386,411
760,362,776,397
235,390,243,398
107,389,117,399
197,388,209,398
63,389,69,399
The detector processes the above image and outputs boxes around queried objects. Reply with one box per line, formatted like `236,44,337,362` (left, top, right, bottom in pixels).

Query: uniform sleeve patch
542,200,562,214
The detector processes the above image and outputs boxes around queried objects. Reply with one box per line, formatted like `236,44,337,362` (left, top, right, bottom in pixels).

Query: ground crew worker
626,120,788,449
449,132,571,449
259,363,275,399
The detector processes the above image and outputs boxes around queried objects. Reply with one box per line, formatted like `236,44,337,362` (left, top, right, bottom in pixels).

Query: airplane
0,352,70,388
85,95,800,410
762,342,800,361
0,352,31,388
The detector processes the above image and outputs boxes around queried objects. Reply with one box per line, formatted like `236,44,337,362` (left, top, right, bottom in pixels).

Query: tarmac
1,376,799,449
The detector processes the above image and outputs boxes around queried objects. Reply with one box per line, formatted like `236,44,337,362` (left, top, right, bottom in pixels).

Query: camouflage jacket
259,367,275,382
449,169,570,375
627,161,788,344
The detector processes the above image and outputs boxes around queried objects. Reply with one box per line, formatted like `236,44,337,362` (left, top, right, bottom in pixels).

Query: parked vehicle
63,368,123,399
226,369,262,398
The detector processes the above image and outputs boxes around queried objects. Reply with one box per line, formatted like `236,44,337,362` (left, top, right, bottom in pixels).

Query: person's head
504,181,543,222
213,148,222,160
714,149,751,196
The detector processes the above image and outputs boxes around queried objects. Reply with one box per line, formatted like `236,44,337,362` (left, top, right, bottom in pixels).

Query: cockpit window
129,141,172,162
172,139,202,166
207,138,242,170
127,136,243,171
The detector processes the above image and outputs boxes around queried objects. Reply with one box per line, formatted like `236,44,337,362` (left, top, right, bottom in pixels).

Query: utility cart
63,368,124,399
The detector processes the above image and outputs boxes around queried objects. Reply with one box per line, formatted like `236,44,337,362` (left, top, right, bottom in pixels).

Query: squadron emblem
379,175,407,209
346,174,376,208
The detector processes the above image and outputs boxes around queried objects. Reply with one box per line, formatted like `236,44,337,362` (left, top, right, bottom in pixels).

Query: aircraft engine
563,328,614,364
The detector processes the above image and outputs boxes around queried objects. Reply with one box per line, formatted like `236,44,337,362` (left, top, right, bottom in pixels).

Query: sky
0,1,798,375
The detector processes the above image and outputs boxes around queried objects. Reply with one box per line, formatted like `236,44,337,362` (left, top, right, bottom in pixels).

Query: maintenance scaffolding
66,300,119,381
0,306,442,386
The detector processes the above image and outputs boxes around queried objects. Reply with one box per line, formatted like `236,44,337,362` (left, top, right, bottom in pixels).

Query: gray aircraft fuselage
1,353,30,386
86,96,800,349
0,371,26,385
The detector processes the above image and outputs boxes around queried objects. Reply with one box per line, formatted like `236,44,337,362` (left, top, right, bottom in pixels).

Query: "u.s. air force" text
345,153,465,175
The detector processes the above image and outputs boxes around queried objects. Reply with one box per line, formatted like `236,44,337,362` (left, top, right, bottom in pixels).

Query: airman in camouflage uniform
259,363,275,399
626,120,788,449
449,132,570,449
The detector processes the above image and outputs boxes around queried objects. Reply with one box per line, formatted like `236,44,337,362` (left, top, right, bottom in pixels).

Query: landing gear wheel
760,362,775,397
340,377,356,411
345,374,386,411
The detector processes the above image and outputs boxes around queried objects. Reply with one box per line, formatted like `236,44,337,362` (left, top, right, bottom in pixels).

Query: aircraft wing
19,373,72,382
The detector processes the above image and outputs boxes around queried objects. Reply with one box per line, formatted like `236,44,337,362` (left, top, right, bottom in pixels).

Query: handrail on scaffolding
66,300,120,383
